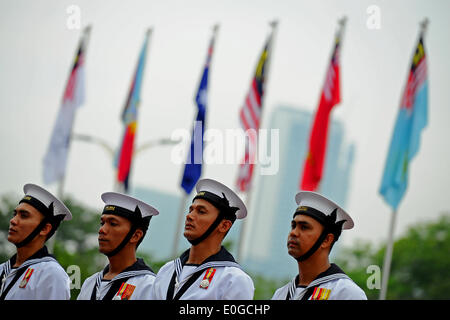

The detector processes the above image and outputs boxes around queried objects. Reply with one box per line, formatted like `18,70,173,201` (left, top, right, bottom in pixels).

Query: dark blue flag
181,27,218,194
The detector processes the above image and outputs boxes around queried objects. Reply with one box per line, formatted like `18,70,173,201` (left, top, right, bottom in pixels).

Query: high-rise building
239,105,355,280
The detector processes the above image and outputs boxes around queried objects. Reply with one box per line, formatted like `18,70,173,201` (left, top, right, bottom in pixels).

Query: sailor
77,192,159,300
151,178,254,300
0,183,72,300
272,191,367,300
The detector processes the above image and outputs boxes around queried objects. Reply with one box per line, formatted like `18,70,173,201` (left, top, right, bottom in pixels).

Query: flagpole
171,192,189,258
379,209,398,300
171,24,219,259
379,18,429,300
236,20,278,262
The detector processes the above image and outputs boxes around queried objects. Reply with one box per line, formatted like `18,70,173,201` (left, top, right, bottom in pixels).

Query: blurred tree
251,273,289,300
336,213,450,300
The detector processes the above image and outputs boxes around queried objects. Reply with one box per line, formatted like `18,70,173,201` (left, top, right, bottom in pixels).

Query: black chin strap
188,192,238,246
187,214,224,246
101,205,151,258
15,200,58,248
104,225,138,257
294,208,346,262
15,218,49,248
295,228,330,262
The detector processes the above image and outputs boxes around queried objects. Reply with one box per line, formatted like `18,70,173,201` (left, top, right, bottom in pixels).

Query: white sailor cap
194,178,247,220
294,191,353,230
101,192,159,227
20,183,72,221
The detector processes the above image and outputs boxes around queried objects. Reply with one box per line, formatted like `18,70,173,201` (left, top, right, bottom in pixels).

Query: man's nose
186,210,194,222
10,215,19,226
99,224,107,234
288,227,298,238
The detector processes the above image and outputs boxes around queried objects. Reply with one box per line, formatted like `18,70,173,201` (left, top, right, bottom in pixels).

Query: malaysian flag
236,25,276,192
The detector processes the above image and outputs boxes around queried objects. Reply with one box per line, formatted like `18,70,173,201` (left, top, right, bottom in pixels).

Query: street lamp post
71,133,181,191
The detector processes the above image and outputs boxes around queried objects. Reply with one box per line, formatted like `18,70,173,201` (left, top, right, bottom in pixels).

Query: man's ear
321,233,335,250
39,222,53,238
130,229,144,244
218,219,233,234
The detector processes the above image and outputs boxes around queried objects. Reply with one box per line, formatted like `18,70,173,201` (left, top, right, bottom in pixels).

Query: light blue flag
379,35,428,210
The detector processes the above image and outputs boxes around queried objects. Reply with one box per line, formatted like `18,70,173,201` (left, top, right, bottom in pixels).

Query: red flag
300,21,345,191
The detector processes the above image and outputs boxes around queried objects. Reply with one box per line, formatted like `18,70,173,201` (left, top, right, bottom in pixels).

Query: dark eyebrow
14,208,31,215
189,204,209,212
292,220,311,227
101,215,120,223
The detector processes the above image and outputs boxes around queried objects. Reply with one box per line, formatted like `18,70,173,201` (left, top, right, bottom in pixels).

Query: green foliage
334,240,380,299
250,273,289,300
336,213,450,300
382,214,450,299
136,249,166,274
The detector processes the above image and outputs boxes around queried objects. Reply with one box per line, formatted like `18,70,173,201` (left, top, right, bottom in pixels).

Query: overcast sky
0,0,449,249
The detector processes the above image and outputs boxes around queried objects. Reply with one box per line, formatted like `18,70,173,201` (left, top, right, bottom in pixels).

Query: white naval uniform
151,246,254,300
272,263,367,300
77,258,155,300
0,246,70,300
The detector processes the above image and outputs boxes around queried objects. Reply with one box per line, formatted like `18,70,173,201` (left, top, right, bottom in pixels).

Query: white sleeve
329,279,368,300
151,261,173,300
38,264,70,300
271,284,288,300
131,275,155,300
221,269,255,300
77,273,97,300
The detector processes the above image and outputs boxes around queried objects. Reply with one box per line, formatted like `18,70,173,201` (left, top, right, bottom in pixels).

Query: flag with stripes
115,30,151,192
43,26,91,184
236,29,274,192
379,28,428,210
300,21,345,191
